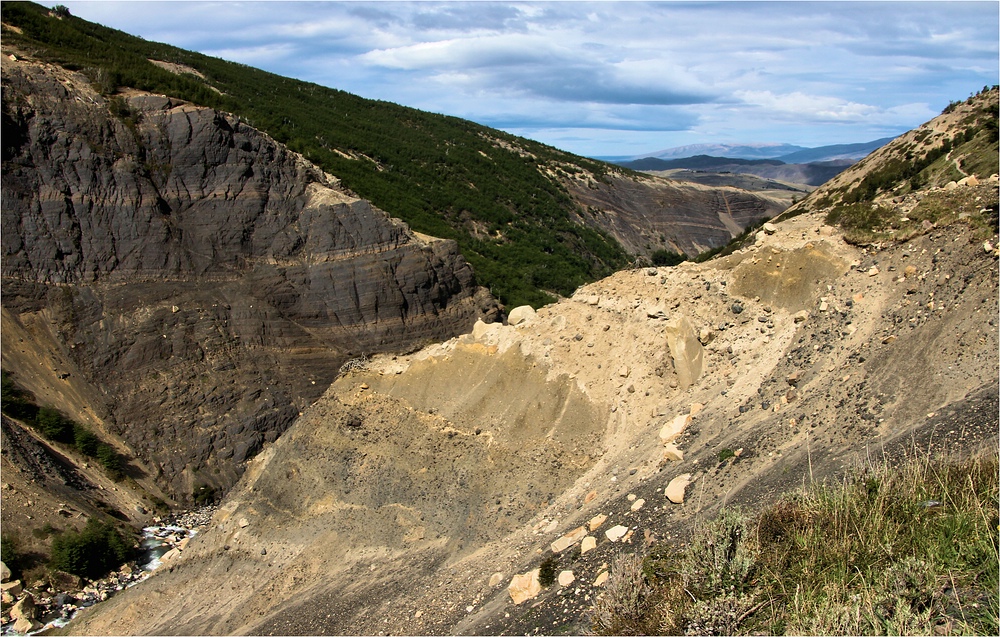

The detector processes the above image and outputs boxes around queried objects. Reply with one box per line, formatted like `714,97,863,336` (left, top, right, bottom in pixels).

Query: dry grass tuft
592,449,999,635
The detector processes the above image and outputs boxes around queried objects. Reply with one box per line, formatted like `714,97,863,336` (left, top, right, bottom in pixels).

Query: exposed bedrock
1,62,499,498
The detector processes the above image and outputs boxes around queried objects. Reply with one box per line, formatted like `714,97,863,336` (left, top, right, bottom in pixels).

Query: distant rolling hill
617,155,855,187
603,137,895,164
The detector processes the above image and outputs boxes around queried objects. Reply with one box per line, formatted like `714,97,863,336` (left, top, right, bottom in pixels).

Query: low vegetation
812,87,999,245
2,370,126,480
590,450,999,635
49,518,138,580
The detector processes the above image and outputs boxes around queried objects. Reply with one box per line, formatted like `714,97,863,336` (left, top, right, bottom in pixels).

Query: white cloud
54,0,999,156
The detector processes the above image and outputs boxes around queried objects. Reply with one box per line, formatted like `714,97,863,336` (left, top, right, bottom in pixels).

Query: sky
49,1,1000,158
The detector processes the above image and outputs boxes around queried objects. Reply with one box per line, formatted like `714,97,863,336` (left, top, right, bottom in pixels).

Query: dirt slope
68,205,998,635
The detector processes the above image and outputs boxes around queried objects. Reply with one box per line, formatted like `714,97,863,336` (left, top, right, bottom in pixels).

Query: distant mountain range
598,137,895,164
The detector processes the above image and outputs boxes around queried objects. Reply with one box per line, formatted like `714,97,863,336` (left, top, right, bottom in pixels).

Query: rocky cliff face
1,57,499,498
562,172,784,257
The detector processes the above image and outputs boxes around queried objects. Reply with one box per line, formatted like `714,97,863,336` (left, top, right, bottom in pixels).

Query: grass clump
591,450,999,635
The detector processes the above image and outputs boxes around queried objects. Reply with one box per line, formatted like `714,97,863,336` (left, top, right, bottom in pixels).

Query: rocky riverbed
0,506,216,635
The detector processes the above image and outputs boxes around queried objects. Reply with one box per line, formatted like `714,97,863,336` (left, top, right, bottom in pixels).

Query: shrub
73,426,100,457
649,249,686,267
37,406,75,443
49,519,137,580
1,370,39,422
192,483,218,505
96,443,125,481
1,533,24,579
590,552,656,634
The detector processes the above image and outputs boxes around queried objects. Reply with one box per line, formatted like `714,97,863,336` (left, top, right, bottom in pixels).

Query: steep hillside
66,107,998,635
1,51,498,504
783,86,999,242
0,2,779,308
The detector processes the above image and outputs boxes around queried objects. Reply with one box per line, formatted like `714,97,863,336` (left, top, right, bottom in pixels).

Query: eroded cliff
1,55,499,498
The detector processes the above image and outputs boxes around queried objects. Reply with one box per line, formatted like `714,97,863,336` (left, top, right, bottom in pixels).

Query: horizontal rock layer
1,59,498,497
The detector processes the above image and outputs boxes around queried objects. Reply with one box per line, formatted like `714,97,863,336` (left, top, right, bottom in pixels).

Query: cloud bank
55,1,999,157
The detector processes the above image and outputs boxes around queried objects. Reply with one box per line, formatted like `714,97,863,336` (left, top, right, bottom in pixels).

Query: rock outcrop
1,57,498,497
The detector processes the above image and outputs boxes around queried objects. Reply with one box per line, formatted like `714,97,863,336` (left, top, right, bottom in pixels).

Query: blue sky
51,1,999,157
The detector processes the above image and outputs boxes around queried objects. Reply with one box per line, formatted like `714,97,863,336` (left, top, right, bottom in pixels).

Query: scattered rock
584,490,598,505
605,525,628,542
550,526,587,553
0,561,9,582
557,570,575,587
1,580,23,598
665,474,692,504
588,514,608,532
698,327,714,345
507,305,536,326
49,570,82,590
659,414,691,444
617,365,630,378
580,536,597,554
11,592,37,622
689,402,704,417
984,241,995,254
792,310,809,323
731,302,744,315
762,222,778,235
238,517,249,528
13,617,42,633
508,569,541,605
868,266,880,277
630,498,645,512
488,572,504,588
786,370,801,386
662,443,683,462
593,571,609,587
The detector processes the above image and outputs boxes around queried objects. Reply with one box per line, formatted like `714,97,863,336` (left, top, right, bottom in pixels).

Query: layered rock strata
1,58,498,497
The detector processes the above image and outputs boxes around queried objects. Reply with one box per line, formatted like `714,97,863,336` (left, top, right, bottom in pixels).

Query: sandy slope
67,207,998,635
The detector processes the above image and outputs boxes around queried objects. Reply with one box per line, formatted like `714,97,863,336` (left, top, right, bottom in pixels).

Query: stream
1,506,215,635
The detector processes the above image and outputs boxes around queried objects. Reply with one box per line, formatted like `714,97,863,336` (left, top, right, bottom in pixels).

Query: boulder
663,315,704,389
593,571,609,587
49,570,82,590
605,525,628,542
630,498,645,512
580,536,597,554
762,222,778,235
10,592,36,621
558,570,575,587
507,306,536,326
665,474,693,504
0,561,9,582
13,617,42,633
588,514,607,532
550,526,587,553
507,569,541,605
0,580,20,597
659,414,691,444
662,443,684,462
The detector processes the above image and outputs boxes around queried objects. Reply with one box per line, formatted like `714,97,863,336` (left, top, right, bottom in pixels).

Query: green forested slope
1,2,631,308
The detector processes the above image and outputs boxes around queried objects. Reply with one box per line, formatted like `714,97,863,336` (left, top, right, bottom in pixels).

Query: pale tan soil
66,209,998,636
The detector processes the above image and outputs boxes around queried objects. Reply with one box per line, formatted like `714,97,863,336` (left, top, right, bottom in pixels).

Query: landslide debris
69,204,998,635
